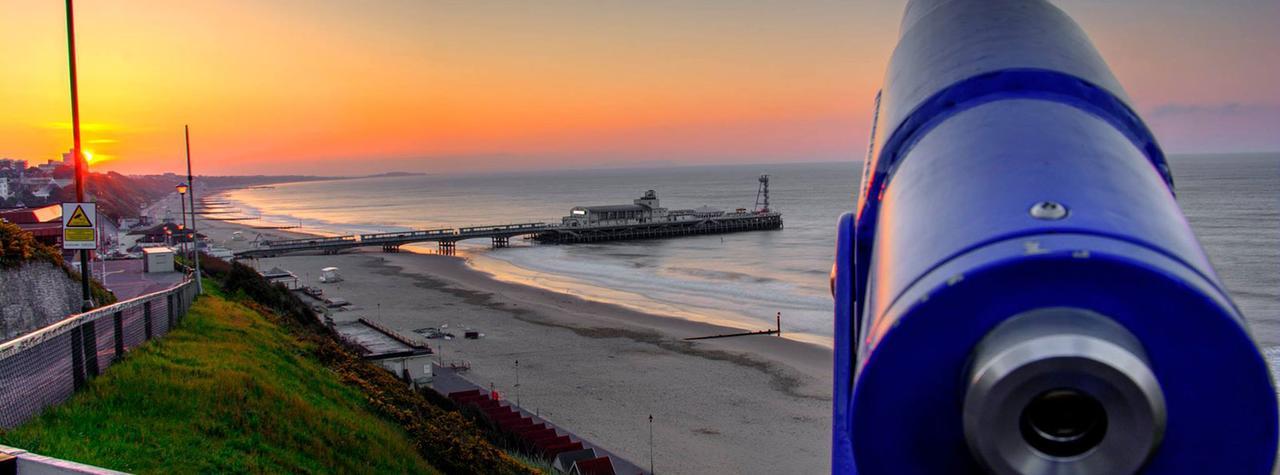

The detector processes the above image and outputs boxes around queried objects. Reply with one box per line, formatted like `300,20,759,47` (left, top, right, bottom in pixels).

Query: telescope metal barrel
829,0,1278,473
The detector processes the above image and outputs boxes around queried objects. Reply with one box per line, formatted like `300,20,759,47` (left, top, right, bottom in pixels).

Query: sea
222,154,1279,362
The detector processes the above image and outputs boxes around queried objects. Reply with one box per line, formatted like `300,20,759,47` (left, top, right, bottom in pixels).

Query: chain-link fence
0,279,197,429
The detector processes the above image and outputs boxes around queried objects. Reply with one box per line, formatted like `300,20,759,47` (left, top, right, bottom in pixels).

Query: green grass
0,288,439,474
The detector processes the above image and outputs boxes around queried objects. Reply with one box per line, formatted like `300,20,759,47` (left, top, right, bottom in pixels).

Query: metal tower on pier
755,174,771,212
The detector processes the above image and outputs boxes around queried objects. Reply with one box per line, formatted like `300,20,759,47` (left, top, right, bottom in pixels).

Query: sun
82,150,117,167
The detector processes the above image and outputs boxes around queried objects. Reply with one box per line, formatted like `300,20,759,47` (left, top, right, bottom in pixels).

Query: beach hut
320,266,343,283
570,456,616,475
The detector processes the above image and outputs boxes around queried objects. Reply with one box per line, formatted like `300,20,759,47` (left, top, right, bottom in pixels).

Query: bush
68,267,118,307
296,319,534,475
215,259,320,331
203,256,539,474
0,220,62,269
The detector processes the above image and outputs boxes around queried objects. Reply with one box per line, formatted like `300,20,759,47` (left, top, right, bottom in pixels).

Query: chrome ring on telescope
963,308,1166,475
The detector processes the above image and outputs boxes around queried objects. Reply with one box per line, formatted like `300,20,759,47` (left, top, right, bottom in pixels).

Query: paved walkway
98,259,185,301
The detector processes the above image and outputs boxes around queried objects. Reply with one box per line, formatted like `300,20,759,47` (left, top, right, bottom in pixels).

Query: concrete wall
0,445,126,475
0,262,80,343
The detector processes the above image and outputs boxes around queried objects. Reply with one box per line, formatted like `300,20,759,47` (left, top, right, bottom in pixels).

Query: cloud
1148,102,1280,118
42,122,115,132
87,138,119,144
1144,102,1280,153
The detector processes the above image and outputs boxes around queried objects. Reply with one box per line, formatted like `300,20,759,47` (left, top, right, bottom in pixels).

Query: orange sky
2,0,1277,175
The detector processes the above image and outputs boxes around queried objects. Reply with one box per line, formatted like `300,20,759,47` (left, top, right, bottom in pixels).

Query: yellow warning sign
67,205,93,227
61,202,97,250
65,228,95,241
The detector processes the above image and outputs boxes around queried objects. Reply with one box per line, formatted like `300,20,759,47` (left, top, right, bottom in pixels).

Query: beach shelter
260,266,293,280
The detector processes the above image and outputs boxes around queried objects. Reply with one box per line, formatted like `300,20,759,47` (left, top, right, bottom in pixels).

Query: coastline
189,190,835,474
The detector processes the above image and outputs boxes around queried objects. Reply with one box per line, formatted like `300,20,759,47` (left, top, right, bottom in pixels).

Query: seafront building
563,190,664,227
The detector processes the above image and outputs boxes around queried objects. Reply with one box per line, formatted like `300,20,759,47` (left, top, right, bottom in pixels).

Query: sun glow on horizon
81,150,116,167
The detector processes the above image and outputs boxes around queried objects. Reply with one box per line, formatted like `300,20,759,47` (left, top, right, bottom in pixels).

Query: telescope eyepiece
964,308,1165,475
1020,388,1107,458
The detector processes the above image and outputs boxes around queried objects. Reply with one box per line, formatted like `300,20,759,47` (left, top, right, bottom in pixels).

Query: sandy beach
171,191,835,474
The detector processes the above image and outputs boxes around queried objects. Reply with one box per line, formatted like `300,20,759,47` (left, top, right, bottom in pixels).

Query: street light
184,126,203,295
176,183,189,266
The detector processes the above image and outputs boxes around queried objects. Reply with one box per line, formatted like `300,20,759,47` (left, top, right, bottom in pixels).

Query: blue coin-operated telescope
830,0,1278,473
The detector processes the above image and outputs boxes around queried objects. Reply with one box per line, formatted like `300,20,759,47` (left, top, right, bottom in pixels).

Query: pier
233,212,781,259
233,176,782,259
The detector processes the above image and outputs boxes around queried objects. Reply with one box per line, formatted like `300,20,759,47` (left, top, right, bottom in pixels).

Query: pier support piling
438,241,456,255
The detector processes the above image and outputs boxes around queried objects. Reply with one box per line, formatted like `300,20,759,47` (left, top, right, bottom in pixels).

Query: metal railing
0,279,198,429
359,228,455,242
260,235,357,247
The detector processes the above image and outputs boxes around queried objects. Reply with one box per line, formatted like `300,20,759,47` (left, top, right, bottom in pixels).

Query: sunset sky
2,0,1277,175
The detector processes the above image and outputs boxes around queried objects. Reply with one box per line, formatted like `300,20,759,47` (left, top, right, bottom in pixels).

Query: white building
142,247,175,273
561,190,669,227
0,178,10,199
31,182,59,199
335,319,434,384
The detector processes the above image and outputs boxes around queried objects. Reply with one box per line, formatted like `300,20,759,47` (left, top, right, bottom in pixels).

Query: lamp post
184,125,203,294
176,183,188,266
649,414,655,474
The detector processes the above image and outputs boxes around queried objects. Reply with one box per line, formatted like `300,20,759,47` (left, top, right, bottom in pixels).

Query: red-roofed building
0,205,62,245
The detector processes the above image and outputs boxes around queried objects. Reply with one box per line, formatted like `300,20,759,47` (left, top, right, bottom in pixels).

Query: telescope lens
1020,388,1107,458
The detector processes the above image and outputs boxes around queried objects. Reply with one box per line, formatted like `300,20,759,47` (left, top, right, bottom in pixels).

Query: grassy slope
0,287,438,474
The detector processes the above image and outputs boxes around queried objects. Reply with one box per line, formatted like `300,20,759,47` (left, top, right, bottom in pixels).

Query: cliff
0,261,82,343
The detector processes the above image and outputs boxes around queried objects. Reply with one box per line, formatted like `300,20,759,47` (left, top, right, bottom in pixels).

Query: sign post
65,0,92,311
62,202,97,250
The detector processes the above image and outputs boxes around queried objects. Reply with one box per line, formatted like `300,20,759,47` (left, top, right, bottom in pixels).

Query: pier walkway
234,222,552,258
